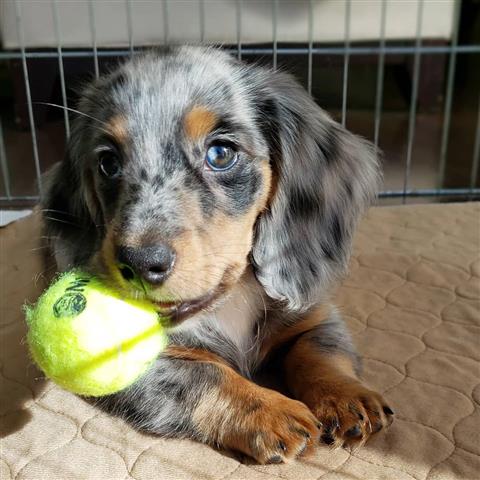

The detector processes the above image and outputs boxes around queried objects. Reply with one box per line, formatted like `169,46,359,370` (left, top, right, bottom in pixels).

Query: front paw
224,389,320,464
308,382,394,448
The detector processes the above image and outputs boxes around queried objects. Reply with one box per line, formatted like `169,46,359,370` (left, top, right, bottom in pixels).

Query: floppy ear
41,134,101,269
250,70,381,311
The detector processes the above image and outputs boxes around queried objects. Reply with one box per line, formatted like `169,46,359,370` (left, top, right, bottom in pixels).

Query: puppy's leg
105,346,319,464
284,308,394,448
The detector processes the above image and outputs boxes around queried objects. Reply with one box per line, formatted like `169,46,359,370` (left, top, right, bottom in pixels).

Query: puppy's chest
210,275,265,353
174,270,265,372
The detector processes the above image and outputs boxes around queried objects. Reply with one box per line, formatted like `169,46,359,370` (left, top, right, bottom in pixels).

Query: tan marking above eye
106,115,128,145
184,106,217,141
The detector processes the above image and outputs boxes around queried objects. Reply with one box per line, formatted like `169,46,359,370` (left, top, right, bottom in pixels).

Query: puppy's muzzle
116,244,176,287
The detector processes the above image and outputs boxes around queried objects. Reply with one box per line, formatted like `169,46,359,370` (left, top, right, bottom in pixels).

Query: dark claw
372,422,383,433
349,405,364,421
383,406,394,415
298,442,307,456
345,425,362,438
321,433,335,445
268,455,283,464
278,440,287,451
291,427,311,439
324,417,339,434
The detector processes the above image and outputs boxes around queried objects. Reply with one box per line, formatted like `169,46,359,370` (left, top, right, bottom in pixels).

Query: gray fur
248,70,381,311
41,46,379,443
304,308,362,376
97,354,222,439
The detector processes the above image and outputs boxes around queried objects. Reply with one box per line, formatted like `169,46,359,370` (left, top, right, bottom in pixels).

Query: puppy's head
43,47,380,320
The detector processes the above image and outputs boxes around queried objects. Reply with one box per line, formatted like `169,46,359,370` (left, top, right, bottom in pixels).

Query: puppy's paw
309,382,394,448
224,390,320,464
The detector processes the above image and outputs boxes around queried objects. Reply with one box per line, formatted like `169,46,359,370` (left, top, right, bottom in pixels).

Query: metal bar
88,0,99,78
307,0,314,95
14,0,42,196
52,0,70,139
1,45,480,60
437,0,461,188
199,0,205,43
126,0,134,57
470,95,480,190
2,187,478,204
163,0,169,45
379,188,480,198
341,0,351,127
0,117,11,199
2,186,478,203
234,44,480,56
236,0,242,60
0,195,39,202
374,0,387,147
272,0,278,70
403,0,424,204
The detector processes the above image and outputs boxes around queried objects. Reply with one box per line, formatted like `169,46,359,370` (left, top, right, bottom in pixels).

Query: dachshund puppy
42,46,393,464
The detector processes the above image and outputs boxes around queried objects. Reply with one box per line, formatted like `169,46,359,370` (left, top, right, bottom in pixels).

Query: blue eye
205,145,238,171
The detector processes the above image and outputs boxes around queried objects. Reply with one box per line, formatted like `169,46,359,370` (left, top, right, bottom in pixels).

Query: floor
0,209,31,227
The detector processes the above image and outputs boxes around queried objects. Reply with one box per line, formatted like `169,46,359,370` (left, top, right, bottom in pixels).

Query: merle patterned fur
42,47,381,447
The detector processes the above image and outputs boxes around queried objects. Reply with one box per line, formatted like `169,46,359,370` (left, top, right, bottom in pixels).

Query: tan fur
154,159,272,301
83,169,103,225
165,346,319,463
105,115,128,146
97,224,141,289
184,106,218,141
259,304,331,361
285,332,391,447
97,227,122,283
165,345,225,363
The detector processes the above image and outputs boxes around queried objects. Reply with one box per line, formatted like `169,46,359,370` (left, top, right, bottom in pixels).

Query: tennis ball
25,270,167,397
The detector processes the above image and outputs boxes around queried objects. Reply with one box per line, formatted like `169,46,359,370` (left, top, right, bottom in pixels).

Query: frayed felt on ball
25,270,167,397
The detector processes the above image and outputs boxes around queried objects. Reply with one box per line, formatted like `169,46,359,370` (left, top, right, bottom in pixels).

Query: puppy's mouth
151,285,226,324
148,265,238,323
106,262,238,325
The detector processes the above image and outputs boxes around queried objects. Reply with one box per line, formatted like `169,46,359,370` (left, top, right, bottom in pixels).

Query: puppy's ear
251,70,381,311
41,140,100,269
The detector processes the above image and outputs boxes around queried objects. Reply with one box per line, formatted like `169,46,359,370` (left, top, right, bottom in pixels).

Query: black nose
117,244,176,286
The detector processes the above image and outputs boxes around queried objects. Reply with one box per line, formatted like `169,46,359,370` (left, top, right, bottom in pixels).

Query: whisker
32,262,64,286
39,208,82,219
43,216,80,228
33,102,108,128
39,235,60,240
29,245,52,253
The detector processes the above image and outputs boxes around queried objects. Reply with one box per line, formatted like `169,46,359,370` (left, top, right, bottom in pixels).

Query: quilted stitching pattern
1,203,479,479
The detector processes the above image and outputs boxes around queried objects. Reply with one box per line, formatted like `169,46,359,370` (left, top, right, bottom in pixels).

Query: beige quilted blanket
1,203,479,480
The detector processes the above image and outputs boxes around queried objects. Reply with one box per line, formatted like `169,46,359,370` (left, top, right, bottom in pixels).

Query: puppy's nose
117,244,176,286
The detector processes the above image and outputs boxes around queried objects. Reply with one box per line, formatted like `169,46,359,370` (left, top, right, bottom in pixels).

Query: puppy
42,46,393,464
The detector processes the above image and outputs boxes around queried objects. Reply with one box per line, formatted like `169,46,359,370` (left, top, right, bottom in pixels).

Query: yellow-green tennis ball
25,270,167,397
